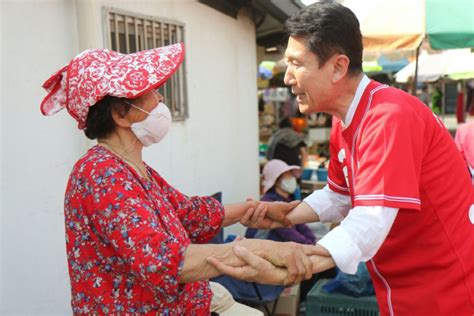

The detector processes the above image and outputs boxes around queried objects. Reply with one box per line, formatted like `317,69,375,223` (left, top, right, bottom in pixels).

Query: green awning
362,61,383,72
449,71,474,80
426,0,474,49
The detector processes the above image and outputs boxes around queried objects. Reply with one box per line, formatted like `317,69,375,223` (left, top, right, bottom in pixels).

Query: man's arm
317,206,399,274
222,200,299,228
284,201,320,225
208,206,399,280
207,245,336,285
266,185,352,228
302,185,352,223
263,188,399,275
279,196,399,275
180,238,318,285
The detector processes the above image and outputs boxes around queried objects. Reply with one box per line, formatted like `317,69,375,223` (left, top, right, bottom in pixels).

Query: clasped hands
239,199,300,230
207,238,334,286
209,200,335,286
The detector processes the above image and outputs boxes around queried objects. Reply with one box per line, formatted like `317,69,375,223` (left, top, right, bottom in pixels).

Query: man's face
284,36,334,114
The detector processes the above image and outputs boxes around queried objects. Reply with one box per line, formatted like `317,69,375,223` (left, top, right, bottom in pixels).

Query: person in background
431,84,443,114
466,80,474,115
267,117,308,168
246,159,316,245
214,160,319,305
455,120,474,184
247,159,323,301
456,82,466,123
209,282,263,316
40,44,330,315
417,84,429,106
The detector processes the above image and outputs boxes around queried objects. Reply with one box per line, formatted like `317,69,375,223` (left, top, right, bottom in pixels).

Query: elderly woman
247,159,316,244
40,44,329,315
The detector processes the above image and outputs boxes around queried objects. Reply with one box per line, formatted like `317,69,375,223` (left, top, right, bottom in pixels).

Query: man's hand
310,254,336,274
242,239,333,283
237,239,323,285
207,241,335,286
240,200,300,229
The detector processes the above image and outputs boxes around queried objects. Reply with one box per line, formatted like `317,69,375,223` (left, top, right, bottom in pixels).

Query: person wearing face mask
247,159,316,245
244,159,319,302
40,44,332,315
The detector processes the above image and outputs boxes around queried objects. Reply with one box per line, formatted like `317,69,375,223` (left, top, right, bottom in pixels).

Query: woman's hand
207,246,288,285
240,239,317,285
240,200,300,229
208,239,335,285
208,239,327,286
238,239,332,284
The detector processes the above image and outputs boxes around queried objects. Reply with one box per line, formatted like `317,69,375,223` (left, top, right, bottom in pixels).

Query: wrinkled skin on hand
208,238,331,286
221,239,327,285
208,245,288,285
239,239,321,285
240,200,300,229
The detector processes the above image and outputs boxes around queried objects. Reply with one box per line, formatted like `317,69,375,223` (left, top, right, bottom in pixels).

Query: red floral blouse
64,145,224,315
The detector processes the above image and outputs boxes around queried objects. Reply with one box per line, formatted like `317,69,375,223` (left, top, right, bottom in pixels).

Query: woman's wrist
236,238,272,258
181,243,242,283
222,201,258,227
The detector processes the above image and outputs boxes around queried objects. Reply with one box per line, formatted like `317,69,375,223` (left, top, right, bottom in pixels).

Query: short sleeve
327,119,351,195
352,105,423,210
153,173,225,244
80,163,188,297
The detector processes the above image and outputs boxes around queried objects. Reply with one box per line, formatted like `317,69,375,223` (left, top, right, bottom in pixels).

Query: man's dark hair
285,1,363,74
84,96,131,140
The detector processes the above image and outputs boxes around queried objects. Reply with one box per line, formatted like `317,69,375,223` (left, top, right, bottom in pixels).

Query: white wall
2,1,83,315
1,0,259,314
0,0,4,310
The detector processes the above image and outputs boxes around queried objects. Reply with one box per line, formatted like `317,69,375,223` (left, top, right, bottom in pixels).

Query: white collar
343,75,370,127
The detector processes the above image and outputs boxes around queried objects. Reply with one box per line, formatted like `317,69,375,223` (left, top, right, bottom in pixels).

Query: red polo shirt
328,80,474,315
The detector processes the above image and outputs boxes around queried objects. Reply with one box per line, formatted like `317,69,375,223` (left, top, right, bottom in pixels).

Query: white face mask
279,176,298,194
130,102,172,147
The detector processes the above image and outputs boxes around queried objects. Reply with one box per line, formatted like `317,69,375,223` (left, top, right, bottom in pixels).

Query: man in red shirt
212,2,474,315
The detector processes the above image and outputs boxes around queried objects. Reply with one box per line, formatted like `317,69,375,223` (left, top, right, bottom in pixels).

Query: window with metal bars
104,7,188,120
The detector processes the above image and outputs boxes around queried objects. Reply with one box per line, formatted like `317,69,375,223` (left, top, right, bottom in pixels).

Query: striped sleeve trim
354,194,420,204
327,177,350,192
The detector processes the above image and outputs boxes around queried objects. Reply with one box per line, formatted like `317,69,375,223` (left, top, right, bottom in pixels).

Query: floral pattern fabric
41,43,184,129
64,145,224,315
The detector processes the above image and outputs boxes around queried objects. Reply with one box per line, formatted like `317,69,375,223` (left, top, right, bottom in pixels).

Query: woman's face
278,171,295,183
276,170,298,194
126,89,164,123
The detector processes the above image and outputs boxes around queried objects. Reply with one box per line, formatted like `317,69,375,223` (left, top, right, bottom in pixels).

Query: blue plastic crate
316,168,328,181
301,168,315,180
306,279,379,316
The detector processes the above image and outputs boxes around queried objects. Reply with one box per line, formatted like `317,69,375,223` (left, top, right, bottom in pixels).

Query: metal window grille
104,7,188,120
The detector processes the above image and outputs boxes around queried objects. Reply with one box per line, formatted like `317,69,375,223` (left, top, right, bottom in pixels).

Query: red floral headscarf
40,43,184,129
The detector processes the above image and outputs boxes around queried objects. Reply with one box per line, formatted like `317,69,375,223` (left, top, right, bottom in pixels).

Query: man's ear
111,106,132,128
332,54,350,83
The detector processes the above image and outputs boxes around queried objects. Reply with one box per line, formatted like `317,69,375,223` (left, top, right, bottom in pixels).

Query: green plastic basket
306,279,380,316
